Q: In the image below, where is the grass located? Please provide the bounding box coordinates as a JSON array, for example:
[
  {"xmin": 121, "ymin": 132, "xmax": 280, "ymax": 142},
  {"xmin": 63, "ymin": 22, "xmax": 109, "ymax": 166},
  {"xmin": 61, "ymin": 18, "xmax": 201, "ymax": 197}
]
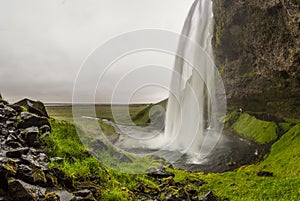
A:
[
  {"xmin": 45, "ymin": 106, "xmax": 300, "ymax": 200},
  {"xmin": 168, "ymin": 120, "xmax": 300, "ymax": 200},
  {"xmin": 232, "ymin": 113, "xmax": 278, "ymax": 144},
  {"xmin": 46, "ymin": 104, "xmax": 148, "ymax": 124}
]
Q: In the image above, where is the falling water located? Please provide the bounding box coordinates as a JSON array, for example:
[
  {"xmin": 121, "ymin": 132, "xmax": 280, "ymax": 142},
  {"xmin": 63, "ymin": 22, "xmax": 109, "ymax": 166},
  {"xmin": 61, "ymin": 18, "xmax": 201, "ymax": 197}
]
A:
[{"xmin": 164, "ymin": 0, "xmax": 225, "ymax": 163}]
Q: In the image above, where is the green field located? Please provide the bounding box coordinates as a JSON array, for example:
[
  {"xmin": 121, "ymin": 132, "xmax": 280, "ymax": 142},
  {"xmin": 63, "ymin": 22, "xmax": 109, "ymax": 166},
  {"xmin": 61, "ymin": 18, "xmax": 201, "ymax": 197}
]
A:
[{"xmin": 45, "ymin": 105, "xmax": 300, "ymax": 200}]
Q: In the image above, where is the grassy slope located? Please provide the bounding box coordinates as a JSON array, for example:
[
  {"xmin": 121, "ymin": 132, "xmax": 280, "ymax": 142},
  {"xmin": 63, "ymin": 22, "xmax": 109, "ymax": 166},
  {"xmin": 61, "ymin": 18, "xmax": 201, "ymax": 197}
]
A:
[
  {"xmin": 46, "ymin": 107, "xmax": 300, "ymax": 200},
  {"xmin": 232, "ymin": 113, "xmax": 278, "ymax": 144},
  {"xmin": 187, "ymin": 123, "xmax": 299, "ymax": 200}
]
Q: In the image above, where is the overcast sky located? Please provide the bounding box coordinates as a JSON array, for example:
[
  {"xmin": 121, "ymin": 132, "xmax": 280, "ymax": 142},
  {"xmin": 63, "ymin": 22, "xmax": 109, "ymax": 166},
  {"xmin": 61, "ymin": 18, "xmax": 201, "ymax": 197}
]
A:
[{"xmin": 0, "ymin": 0, "xmax": 194, "ymax": 103}]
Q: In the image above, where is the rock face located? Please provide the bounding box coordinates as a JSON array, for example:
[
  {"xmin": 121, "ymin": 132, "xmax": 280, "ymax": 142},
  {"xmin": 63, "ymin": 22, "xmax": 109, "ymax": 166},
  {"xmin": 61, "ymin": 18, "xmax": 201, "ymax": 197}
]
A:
[
  {"xmin": 212, "ymin": 0, "xmax": 300, "ymax": 117},
  {"xmin": 0, "ymin": 97, "xmax": 94, "ymax": 201}
]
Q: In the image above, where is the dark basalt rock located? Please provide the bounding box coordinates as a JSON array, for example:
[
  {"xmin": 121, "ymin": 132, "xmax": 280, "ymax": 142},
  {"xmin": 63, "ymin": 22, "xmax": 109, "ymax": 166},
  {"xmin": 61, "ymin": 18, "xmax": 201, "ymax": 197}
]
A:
[
  {"xmin": 7, "ymin": 179, "xmax": 37, "ymax": 201},
  {"xmin": 147, "ymin": 166, "xmax": 175, "ymax": 178},
  {"xmin": 0, "ymin": 167, "xmax": 8, "ymax": 195},
  {"xmin": 199, "ymin": 191, "xmax": 219, "ymax": 201},
  {"xmin": 13, "ymin": 98, "xmax": 49, "ymax": 118},
  {"xmin": 74, "ymin": 189, "xmax": 96, "ymax": 201},
  {"xmin": 16, "ymin": 164, "xmax": 34, "ymax": 184},
  {"xmin": 18, "ymin": 112, "xmax": 50, "ymax": 129},
  {"xmin": 21, "ymin": 127, "xmax": 40, "ymax": 147},
  {"xmin": 257, "ymin": 171, "xmax": 273, "ymax": 177},
  {"xmin": 44, "ymin": 192, "xmax": 60, "ymax": 201},
  {"xmin": 6, "ymin": 147, "xmax": 30, "ymax": 158}
]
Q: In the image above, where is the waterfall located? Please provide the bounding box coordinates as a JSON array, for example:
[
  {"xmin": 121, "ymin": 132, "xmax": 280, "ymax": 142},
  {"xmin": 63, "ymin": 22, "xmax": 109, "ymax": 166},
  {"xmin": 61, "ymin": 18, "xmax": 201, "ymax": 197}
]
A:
[{"xmin": 163, "ymin": 0, "xmax": 226, "ymax": 163}]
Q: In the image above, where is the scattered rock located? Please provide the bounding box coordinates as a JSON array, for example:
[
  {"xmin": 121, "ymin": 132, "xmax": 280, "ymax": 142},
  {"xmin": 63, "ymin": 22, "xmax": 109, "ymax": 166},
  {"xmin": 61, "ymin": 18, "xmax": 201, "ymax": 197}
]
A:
[
  {"xmin": 44, "ymin": 192, "xmax": 60, "ymax": 201},
  {"xmin": 147, "ymin": 166, "xmax": 175, "ymax": 178},
  {"xmin": 7, "ymin": 179, "xmax": 38, "ymax": 201},
  {"xmin": 21, "ymin": 127, "xmax": 40, "ymax": 147},
  {"xmin": 18, "ymin": 112, "xmax": 50, "ymax": 129},
  {"xmin": 40, "ymin": 125, "xmax": 51, "ymax": 134},
  {"xmin": 199, "ymin": 191, "xmax": 219, "ymax": 201},
  {"xmin": 257, "ymin": 171, "xmax": 273, "ymax": 177},
  {"xmin": 6, "ymin": 147, "xmax": 29, "ymax": 158},
  {"xmin": 74, "ymin": 189, "xmax": 96, "ymax": 201}
]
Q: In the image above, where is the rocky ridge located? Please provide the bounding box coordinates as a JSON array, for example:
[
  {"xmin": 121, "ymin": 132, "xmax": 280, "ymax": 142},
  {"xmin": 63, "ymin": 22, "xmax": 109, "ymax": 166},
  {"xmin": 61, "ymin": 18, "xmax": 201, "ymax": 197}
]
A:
[{"xmin": 0, "ymin": 97, "xmax": 96, "ymax": 201}]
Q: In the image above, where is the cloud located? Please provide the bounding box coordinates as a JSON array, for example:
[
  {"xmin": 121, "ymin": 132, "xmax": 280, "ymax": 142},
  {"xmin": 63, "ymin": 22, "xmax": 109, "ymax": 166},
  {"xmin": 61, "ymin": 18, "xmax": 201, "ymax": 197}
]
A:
[{"xmin": 0, "ymin": 0, "xmax": 193, "ymax": 103}]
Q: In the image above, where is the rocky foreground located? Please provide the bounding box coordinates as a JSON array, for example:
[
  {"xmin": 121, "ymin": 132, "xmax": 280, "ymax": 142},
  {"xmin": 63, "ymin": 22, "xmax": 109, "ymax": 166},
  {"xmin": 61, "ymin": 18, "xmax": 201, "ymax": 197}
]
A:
[
  {"xmin": 0, "ymin": 98, "xmax": 98, "ymax": 201},
  {"xmin": 0, "ymin": 97, "xmax": 221, "ymax": 201}
]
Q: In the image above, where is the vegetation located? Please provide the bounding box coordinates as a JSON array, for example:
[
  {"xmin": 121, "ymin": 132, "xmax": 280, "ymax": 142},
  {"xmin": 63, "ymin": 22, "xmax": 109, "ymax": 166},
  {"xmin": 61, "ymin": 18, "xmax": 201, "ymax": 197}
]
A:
[
  {"xmin": 45, "ymin": 106, "xmax": 300, "ymax": 200},
  {"xmin": 232, "ymin": 113, "xmax": 278, "ymax": 144}
]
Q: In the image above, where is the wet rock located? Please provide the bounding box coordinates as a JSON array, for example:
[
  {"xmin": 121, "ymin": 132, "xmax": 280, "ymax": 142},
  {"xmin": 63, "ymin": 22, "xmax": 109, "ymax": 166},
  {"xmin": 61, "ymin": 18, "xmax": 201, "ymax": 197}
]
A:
[
  {"xmin": 0, "ymin": 128, "xmax": 9, "ymax": 137},
  {"xmin": 0, "ymin": 167, "xmax": 8, "ymax": 195},
  {"xmin": 1, "ymin": 106, "xmax": 17, "ymax": 118},
  {"xmin": 21, "ymin": 127, "xmax": 40, "ymax": 147},
  {"xmin": 199, "ymin": 191, "xmax": 219, "ymax": 201},
  {"xmin": 40, "ymin": 125, "xmax": 51, "ymax": 134},
  {"xmin": 18, "ymin": 112, "xmax": 50, "ymax": 129},
  {"xmin": 7, "ymin": 179, "xmax": 37, "ymax": 201},
  {"xmin": 52, "ymin": 190, "xmax": 75, "ymax": 201},
  {"xmin": 51, "ymin": 157, "xmax": 64, "ymax": 163},
  {"xmin": 6, "ymin": 147, "xmax": 29, "ymax": 158},
  {"xmin": 16, "ymin": 164, "xmax": 34, "ymax": 183},
  {"xmin": 13, "ymin": 98, "xmax": 49, "ymax": 118},
  {"xmin": 6, "ymin": 140, "xmax": 23, "ymax": 148},
  {"xmin": 17, "ymin": 164, "xmax": 48, "ymax": 186},
  {"xmin": 44, "ymin": 192, "xmax": 60, "ymax": 201},
  {"xmin": 74, "ymin": 189, "xmax": 91, "ymax": 197},
  {"xmin": 51, "ymin": 168, "xmax": 75, "ymax": 190},
  {"xmin": 257, "ymin": 171, "xmax": 273, "ymax": 177},
  {"xmin": 74, "ymin": 189, "xmax": 96, "ymax": 201},
  {"xmin": 147, "ymin": 166, "xmax": 175, "ymax": 178}
]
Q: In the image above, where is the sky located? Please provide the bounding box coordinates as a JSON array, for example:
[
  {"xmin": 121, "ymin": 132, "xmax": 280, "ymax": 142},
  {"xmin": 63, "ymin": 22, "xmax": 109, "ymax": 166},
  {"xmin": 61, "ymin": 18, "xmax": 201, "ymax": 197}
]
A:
[{"xmin": 0, "ymin": 0, "xmax": 194, "ymax": 103}]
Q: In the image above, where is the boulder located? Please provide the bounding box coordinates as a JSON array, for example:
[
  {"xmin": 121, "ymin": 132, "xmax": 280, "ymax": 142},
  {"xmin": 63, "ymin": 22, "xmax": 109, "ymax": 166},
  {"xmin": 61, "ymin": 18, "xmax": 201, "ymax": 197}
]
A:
[
  {"xmin": 6, "ymin": 147, "xmax": 29, "ymax": 158},
  {"xmin": 73, "ymin": 189, "xmax": 96, "ymax": 201},
  {"xmin": 16, "ymin": 164, "xmax": 34, "ymax": 184},
  {"xmin": 0, "ymin": 167, "xmax": 8, "ymax": 196},
  {"xmin": 7, "ymin": 179, "xmax": 38, "ymax": 201},
  {"xmin": 40, "ymin": 125, "xmax": 51, "ymax": 134},
  {"xmin": 13, "ymin": 98, "xmax": 49, "ymax": 118},
  {"xmin": 21, "ymin": 127, "xmax": 40, "ymax": 147},
  {"xmin": 18, "ymin": 112, "xmax": 50, "ymax": 129}
]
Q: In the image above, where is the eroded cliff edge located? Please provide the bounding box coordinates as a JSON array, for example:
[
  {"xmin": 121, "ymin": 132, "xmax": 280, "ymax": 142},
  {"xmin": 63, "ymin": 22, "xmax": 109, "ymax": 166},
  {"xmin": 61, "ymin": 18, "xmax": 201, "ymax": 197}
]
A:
[{"xmin": 212, "ymin": 0, "xmax": 300, "ymax": 117}]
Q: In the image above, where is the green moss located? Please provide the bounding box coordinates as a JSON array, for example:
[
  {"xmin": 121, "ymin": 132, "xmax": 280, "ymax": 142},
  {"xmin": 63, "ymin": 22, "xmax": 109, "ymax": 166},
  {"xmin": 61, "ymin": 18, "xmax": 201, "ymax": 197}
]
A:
[
  {"xmin": 46, "ymin": 109, "xmax": 300, "ymax": 200},
  {"xmin": 232, "ymin": 113, "xmax": 277, "ymax": 144},
  {"xmin": 102, "ymin": 188, "xmax": 131, "ymax": 201},
  {"xmin": 244, "ymin": 124, "xmax": 300, "ymax": 177}
]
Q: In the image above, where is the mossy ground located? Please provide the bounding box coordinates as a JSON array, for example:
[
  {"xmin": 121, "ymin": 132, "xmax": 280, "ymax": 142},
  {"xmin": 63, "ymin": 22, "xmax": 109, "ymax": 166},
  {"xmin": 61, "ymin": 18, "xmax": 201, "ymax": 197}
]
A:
[
  {"xmin": 46, "ymin": 106, "xmax": 300, "ymax": 200},
  {"xmin": 231, "ymin": 113, "xmax": 278, "ymax": 144}
]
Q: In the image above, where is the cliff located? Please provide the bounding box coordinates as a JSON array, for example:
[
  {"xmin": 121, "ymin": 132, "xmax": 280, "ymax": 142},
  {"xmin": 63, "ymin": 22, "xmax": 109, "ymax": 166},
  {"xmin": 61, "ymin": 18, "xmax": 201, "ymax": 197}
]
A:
[{"xmin": 212, "ymin": 0, "xmax": 300, "ymax": 117}]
